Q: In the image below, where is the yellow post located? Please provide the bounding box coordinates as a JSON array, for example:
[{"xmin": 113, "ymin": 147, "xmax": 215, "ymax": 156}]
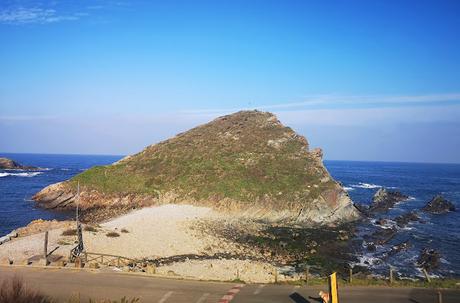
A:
[{"xmin": 328, "ymin": 272, "xmax": 339, "ymax": 303}]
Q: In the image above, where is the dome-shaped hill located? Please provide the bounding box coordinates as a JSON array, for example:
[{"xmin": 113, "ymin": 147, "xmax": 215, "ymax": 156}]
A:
[{"xmin": 33, "ymin": 110, "xmax": 359, "ymax": 225}]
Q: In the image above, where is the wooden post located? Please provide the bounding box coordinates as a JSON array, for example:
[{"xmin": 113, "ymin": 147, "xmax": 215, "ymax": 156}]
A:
[
  {"xmin": 305, "ymin": 266, "xmax": 309, "ymax": 285},
  {"xmin": 274, "ymin": 267, "xmax": 278, "ymax": 284},
  {"xmin": 43, "ymin": 231, "xmax": 49, "ymax": 266},
  {"xmin": 349, "ymin": 268, "xmax": 353, "ymax": 284},
  {"xmin": 437, "ymin": 290, "xmax": 443, "ymax": 303},
  {"xmin": 236, "ymin": 268, "xmax": 240, "ymax": 280},
  {"xmin": 389, "ymin": 267, "xmax": 394, "ymax": 284},
  {"xmin": 117, "ymin": 256, "xmax": 120, "ymax": 267},
  {"xmin": 422, "ymin": 268, "xmax": 431, "ymax": 283}
]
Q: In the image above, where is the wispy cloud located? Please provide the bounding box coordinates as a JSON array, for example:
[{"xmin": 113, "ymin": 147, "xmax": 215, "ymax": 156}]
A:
[
  {"xmin": 0, "ymin": 7, "xmax": 82, "ymax": 24},
  {"xmin": 0, "ymin": 115, "xmax": 57, "ymax": 121},
  {"xmin": 183, "ymin": 93, "xmax": 460, "ymax": 115}
]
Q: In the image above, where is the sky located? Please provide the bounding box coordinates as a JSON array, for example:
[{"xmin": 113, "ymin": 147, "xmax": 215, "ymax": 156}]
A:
[{"xmin": 0, "ymin": 0, "xmax": 459, "ymax": 163}]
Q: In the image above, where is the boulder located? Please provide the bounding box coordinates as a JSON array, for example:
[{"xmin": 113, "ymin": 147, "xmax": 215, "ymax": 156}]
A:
[
  {"xmin": 369, "ymin": 188, "xmax": 408, "ymax": 213},
  {"xmin": 422, "ymin": 195, "xmax": 455, "ymax": 214}
]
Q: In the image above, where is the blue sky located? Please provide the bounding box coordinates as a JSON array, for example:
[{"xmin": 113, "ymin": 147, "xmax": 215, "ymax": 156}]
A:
[{"xmin": 0, "ymin": 0, "xmax": 459, "ymax": 163}]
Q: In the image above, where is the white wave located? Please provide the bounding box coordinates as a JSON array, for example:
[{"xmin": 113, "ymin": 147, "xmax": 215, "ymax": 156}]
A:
[
  {"xmin": 0, "ymin": 172, "xmax": 43, "ymax": 177},
  {"xmin": 60, "ymin": 168, "xmax": 71, "ymax": 171},
  {"xmin": 353, "ymin": 254, "xmax": 381, "ymax": 267},
  {"xmin": 351, "ymin": 182, "xmax": 382, "ymax": 189},
  {"xmin": 343, "ymin": 186, "xmax": 354, "ymax": 191}
]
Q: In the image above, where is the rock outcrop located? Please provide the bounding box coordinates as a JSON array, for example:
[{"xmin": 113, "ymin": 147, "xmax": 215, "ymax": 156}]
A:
[
  {"xmin": 369, "ymin": 188, "xmax": 408, "ymax": 212},
  {"xmin": 417, "ymin": 248, "xmax": 441, "ymax": 272},
  {"xmin": 33, "ymin": 110, "xmax": 360, "ymax": 225},
  {"xmin": 422, "ymin": 195, "xmax": 455, "ymax": 214},
  {"xmin": 0, "ymin": 157, "xmax": 37, "ymax": 170}
]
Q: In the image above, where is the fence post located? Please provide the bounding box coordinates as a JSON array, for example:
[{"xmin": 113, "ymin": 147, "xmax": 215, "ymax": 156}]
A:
[
  {"xmin": 437, "ymin": 290, "xmax": 443, "ymax": 303},
  {"xmin": 349, "ymin": 267, "xmax": 353, "ymax": 284},
  {"xmin": 422, "ymin": 268, "xmax": 431, "ymax": 283},
  {"xmin": 305, "ymin": 266, "xmax": 309, "ymax": 285},
  {"xmin": 389, "ymin": 267, "xmax": 394, "ymax": 285},
  {"xmin": 43, "ymin": 231, "xmax": 49, "ymax": 266},
  {"xmin": 274, "ymin": 267, "xmax": 278, "ymax": 284}
]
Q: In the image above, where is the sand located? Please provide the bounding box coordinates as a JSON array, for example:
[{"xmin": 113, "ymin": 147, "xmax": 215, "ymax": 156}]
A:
[{"xmin": 0, "ymin": 204, "xmax": 287, "ymax": 283}]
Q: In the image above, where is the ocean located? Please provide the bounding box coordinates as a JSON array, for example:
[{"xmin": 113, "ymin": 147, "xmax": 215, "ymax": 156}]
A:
[{"xmin": 1, "ymin": 153, "xmax": 459, "ymax": 278}]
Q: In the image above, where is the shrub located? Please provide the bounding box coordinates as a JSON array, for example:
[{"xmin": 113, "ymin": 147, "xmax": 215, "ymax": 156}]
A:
[
  {"xmin": 120, "ymin": 228, "xmax": 129, "ymax": 233},
  {"xmin": 61, "ymin": 229, "xmax": 77, "ymax": 236},
  {"xmin": 0, "ymin": 276, "xmax": 52, "ymax": 303},
  {"xmin": 84, "ymin": 226, "xmax": 97, "ymax": 232},
  {"xmin": 106, "ymin": 232, "xmax": 120, "ymax": 238}
]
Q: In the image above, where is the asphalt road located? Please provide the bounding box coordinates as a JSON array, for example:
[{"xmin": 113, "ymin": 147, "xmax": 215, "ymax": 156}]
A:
[{"xmin": 1, "ymin": 266, "xmax": 459, "ymax": 303}]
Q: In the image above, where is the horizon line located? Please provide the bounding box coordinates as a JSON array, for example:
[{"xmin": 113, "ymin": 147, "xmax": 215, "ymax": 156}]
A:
[{"xmin": 1, "ymin": 151, "xmax": 459, "ymax": 166}]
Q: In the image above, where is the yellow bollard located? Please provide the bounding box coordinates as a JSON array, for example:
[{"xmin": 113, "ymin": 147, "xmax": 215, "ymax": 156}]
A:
[{"xmin": 328, "ymin": 272, "xmax": 339, "ymax": 303}]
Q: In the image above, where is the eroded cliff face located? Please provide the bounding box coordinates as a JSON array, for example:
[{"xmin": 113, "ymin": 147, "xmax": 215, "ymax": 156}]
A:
[{"xmin": 33, "ymin": 110, "xmax": 360, "ymax": 225}]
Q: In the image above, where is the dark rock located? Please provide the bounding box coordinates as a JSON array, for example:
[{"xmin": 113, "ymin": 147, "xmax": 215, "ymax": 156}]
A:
[
  {"xmin": 417, "ymin": 248, "xmax": 441, "ymax": 272},
  {"xmin": 369, "ymin": 188, "xmax": 409, "ymax": 213},
  {"xmin": 394, "ymin": 211, "xmax": 420, "ymax": 227},
  {"xmin": 422, "ymin": 195, "xmax": 455, "ymax": 214},
  {"xmin": 0, "ymin": 157, "xmax": 38, "ymax": 170},
  {"xmin": 366, "ymin": 242, "xmax": 377, "ymax": 252},
  {"xmin": 354, "ymin": 203, "xmax": 370, "ymax": 216},
  {"xmin": 375, "ymin": 218, "xmax": 387, "ymax": 226},
  {"xmin": 388, "ymin": 240, "xmax": 411, "ymax": 256},
  {"xmin": 365, "ymin": 227, "xmax": 397, "ymax": 245}
]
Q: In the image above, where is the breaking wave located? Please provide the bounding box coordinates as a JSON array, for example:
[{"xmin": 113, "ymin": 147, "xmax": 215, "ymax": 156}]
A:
[
  {"xmin": 0, "ymin": 172, "xmax": 43, "ymax": 178},
  {"xmin": 351, "ymin": 182, "xmax": 382, "ymax": 189},
  {"xmin": 343, "ymin": 186, "xmax": 354, "ymax": 191}
]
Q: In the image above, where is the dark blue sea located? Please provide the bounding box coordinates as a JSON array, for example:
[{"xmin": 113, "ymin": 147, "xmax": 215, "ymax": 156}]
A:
[{"xmin": 1, "ymin": 154, "xmax": 459, "ymax": 278}]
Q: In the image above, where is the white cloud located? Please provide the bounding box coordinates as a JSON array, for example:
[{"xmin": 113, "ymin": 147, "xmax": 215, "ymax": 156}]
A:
[{"xmin": 183, "ymin": 93, "xmax": 460, "ymax": 115}]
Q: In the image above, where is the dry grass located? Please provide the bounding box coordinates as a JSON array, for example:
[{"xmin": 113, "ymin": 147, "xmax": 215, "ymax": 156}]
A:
[
  {"xmin": 0, "ymin": 276, "xmax": 52, "ymax": 303},
  {"xmin": 106, "ymin": 232, "xmax": 120, "ymax": 238},
  {"xmin": 61, "ymin": 229, "xmax": 77, "ymax": 236}
]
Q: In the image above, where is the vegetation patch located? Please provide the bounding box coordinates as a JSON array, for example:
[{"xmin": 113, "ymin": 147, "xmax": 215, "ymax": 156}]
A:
[
  {"xmin": 83, "ymin": 225, "xmax": 98, "ymax": 232},
  {"xmin": 61, "ymin": 229, "xmax": 77, "ymax": 236},
  {"xmin": 106, "ymin": 231, "xmax": 120, "ymax": 238}
]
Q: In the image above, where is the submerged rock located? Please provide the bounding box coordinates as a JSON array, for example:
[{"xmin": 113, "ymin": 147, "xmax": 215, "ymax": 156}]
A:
[
  {"xmin": 417, "ymin": 248, "xmax": 441, "ymax": 272},
  {"xmin": 369, "ymin": 188, "xmax": 409, "ymax": 213},
  {"xmin": 365, "ymin": 227, "xmax": 397, "ymax": 245},
  {"xmin": 394, "ymin": 211, "xmax": 420, "ymax": 227},
  {"xmin": 0, "ymin": 157, "xmax": 37, "ymax": 170},
  {"xmin": 422, "ymin": 195, "xmax": 455, "ymax": 214},
  {"xmin": 388, "ymin": 240, "xmax": 411, "ymax": 256}
]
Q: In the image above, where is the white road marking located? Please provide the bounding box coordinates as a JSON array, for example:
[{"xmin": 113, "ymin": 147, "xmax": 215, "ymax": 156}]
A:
[
  {"xmin": 195, "ymin": 292, "xmax": 210, "ymax": 303},
  {"xmin": 253, "ymin": 284, "xmax": 266, "ymax": 295},
  {"xmin": 158, "ymin": 291, "xmax": 174, "ymax": 303}
]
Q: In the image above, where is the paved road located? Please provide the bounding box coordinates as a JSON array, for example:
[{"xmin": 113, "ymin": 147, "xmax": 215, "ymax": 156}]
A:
[{"xmin": 1, "ymin": 266, "xmax": 459, "ymax": 303}]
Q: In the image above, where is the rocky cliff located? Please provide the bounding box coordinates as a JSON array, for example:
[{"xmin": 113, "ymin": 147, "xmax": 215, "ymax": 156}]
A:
[{"xmin": 33, "ymin": 110, "xmax": 359, "ymax": 225}]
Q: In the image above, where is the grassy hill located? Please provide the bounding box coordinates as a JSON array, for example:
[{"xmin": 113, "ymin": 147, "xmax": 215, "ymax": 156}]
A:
[{"xmin": 34, "ymin": 110, "xmax": 359, "ymax": 224}]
